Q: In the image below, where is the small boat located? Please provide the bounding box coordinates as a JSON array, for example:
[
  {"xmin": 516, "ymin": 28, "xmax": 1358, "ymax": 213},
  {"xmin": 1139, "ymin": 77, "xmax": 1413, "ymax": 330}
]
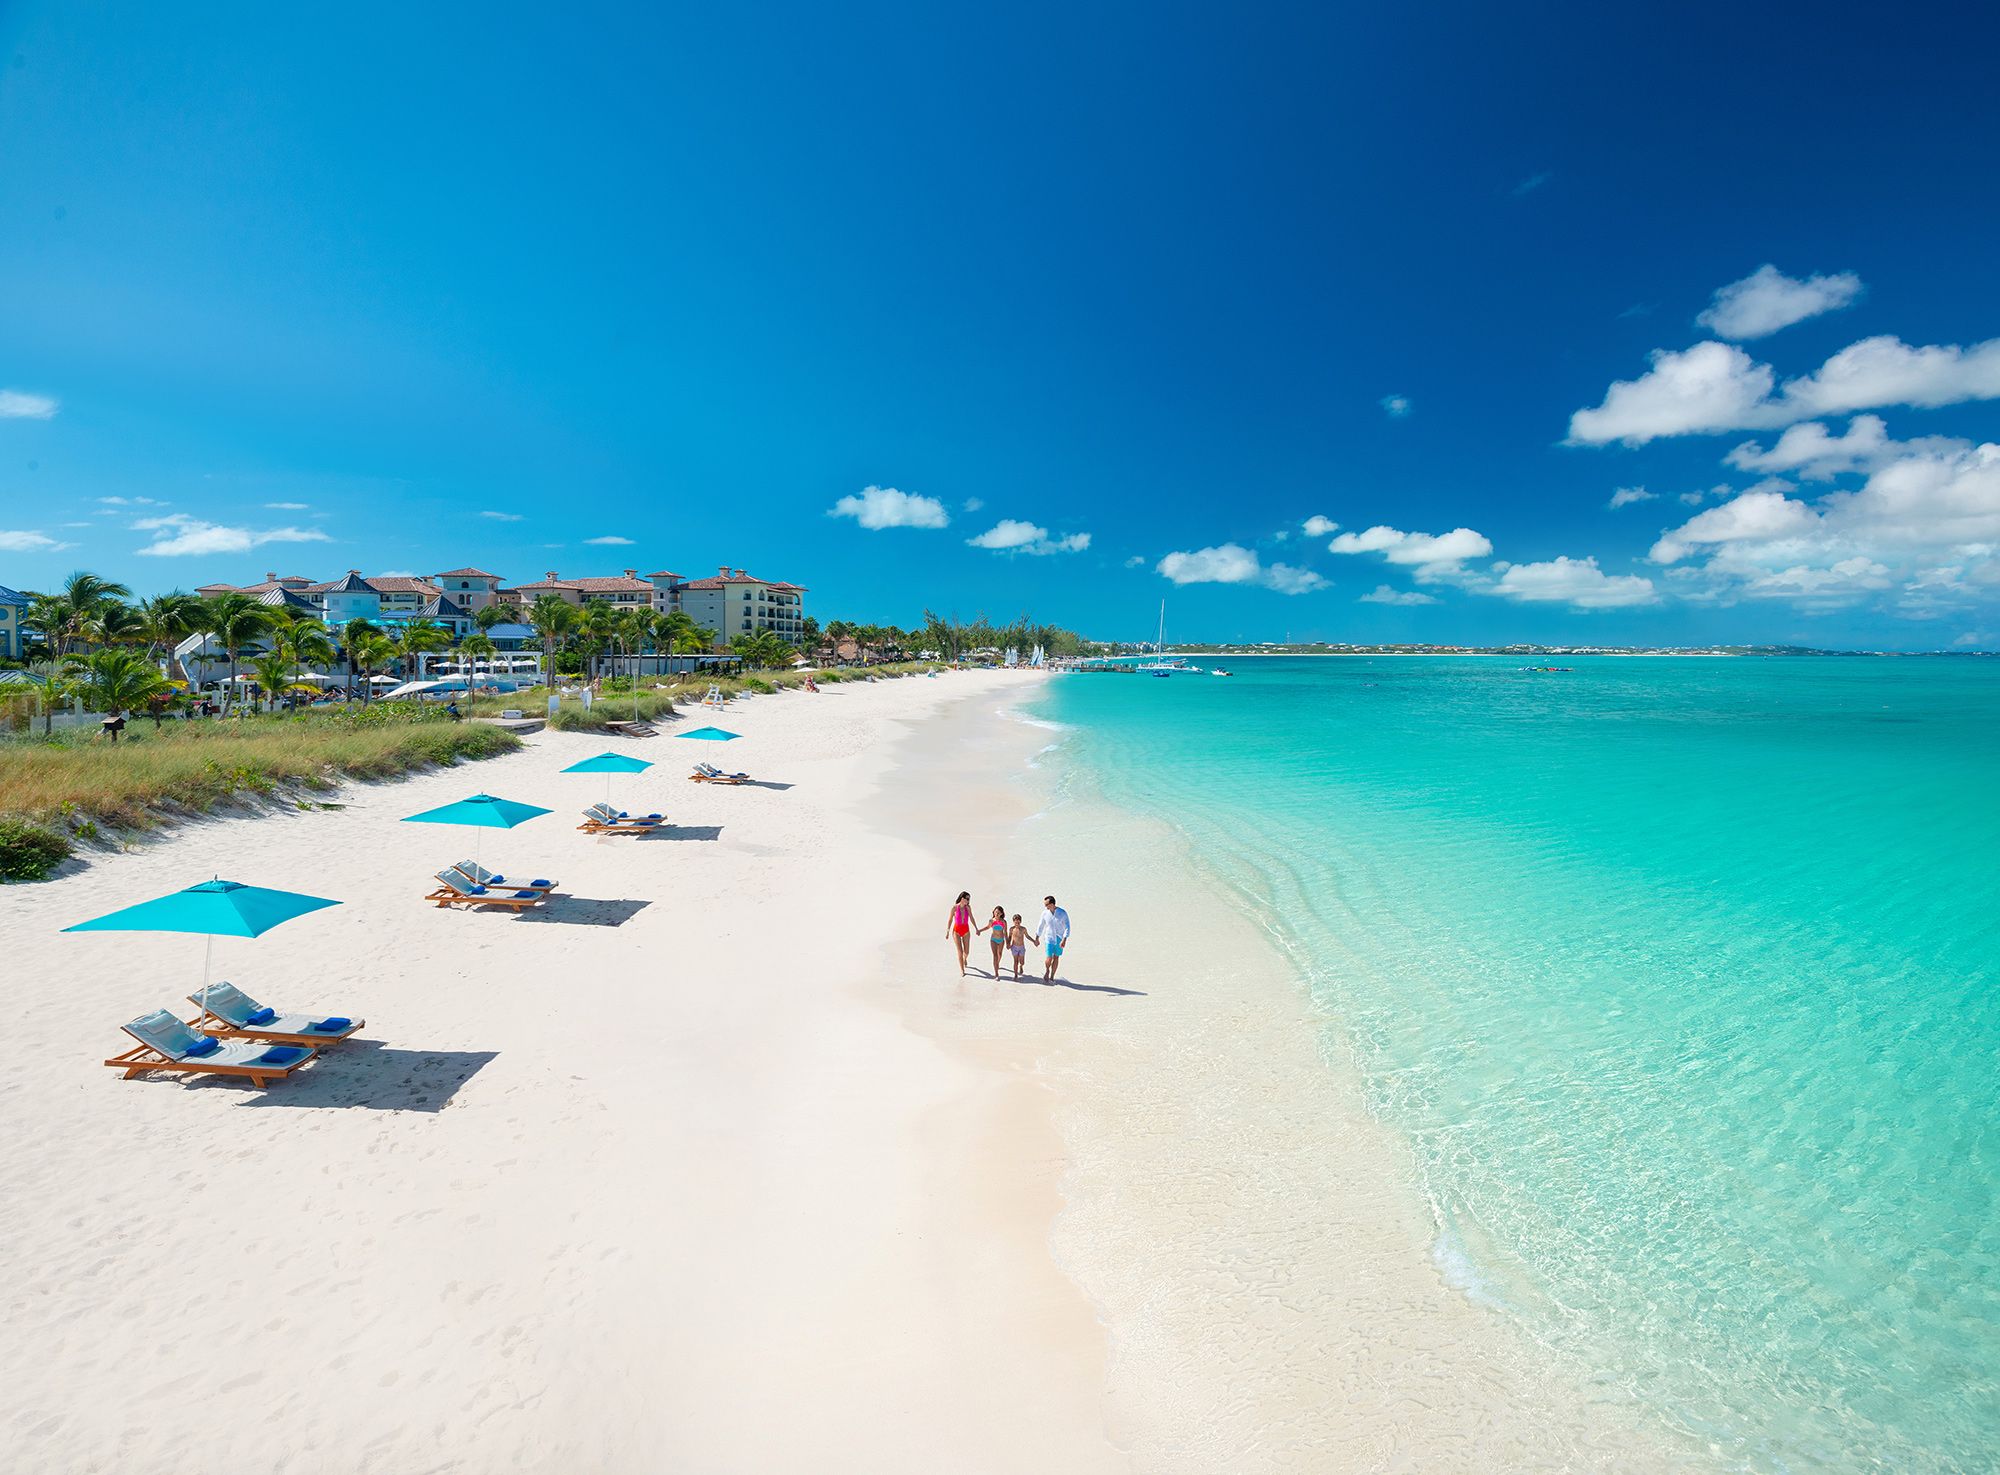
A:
[
  {"xmin": 1210, "ymin": 668, "xmax": 1232, "ymax": 677},
  {"xmin": 1135, "ymin": 601, "xmax": 1199, "ymax": 677}
]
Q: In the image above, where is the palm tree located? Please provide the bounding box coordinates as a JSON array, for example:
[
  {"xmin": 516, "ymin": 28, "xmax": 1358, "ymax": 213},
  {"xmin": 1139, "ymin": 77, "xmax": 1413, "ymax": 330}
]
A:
[
  {"xmin": 578, "ymin": 602, "xmax": 618, "ymax": 683},
  {"xmin": 389, "ymin": 618, "xmax": 451, "ymax": 682},
  {"xmin": 193, "ymin": 593, "xmax": 276, "ymax": 709},
  {"xmin": 249, "ymin": 653, "xmax": 296, "ymax": 713},
  {"xmin": 135, "ymin": 592, "xmax": 203, "ymax": 682},
  {"xmin": 730, "ymin": 629, "xmax": 796, "ymax": 670},
  {"xmin": 82, "ymin": 601, "xmax": 146, "ymax": 649},
  {"xmin": 527, "ymin": 595, "xmax": 577, "ymax": 684},
  {"xmin": 341, "ymin": 617, "xmax": 380, "ymax": 696},
  {"xmin": 25, "ymin": 592, "xmax": 78, "ymax": 662},
  {"xmin": 62, "ymin": 648, "xmax": 166, "ymax": 740},
  {"xmin": 274, "ymin": 622, "xmax": 336, "ymax": 703},
  {"xmin": 350, "ymin": 633, "xmax": 397, "ymax": 704},
  {"xmin": 473, "ymin": 602, "xmax": 509, "ymax": 633}
]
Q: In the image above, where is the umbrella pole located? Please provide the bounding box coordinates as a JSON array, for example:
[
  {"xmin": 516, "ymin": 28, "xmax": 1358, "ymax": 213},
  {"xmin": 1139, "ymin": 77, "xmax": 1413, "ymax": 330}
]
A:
[{"xmin": 203, "ymin": 933, "xmax": 213, "ymax": 991}]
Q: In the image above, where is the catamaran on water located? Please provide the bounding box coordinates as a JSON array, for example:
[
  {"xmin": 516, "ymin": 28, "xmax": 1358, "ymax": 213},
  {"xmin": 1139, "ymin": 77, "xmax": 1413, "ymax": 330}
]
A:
[{"xmin": 1136, "ymin": 601, "xmax": 1199, "ymax": 676}]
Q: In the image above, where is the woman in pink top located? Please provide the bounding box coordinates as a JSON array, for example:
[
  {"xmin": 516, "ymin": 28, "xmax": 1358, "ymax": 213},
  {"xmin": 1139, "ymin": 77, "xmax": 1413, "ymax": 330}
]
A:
[{"xmin": 945, "ymin": 891, "xmax": 975, "ymax": 976}]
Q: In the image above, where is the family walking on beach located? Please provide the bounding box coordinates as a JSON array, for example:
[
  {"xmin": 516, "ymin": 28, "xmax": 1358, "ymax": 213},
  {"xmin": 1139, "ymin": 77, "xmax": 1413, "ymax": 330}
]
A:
[{"xmin": 947, "ymin": 893, "xmax": 1071, "ymax": 982}]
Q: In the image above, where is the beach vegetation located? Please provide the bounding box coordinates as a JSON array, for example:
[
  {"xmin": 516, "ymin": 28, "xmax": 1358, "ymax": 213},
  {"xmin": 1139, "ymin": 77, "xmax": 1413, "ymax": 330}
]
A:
[
  {"xmin": 0, "ymin": 817, "xmax": 72, "ymax": 883},
  {"xmin": 0, "ymin": 704, "xmax": 519, "ymax": 834}
]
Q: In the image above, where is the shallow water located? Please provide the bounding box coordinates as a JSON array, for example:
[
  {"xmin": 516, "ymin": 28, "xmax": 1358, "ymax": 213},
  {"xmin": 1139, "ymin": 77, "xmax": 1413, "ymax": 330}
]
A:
[{"xmin": 1040, "ymin": 656, "xmax": 2000, "ymax": 1472}]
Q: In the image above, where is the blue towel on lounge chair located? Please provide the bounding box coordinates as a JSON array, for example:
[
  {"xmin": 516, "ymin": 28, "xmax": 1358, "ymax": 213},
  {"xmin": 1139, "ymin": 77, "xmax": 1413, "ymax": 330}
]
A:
[
  {"xmin": 245, "ymin": 1006, "xmax": 277, "ymax": 1026},
  {"xmin": 256, "ymin": 1045, "xmax": 306, "ymax": 1066},
  {"xmin": 532, "ymin": 878, "xmax": 551, "ymax": 887},
  {"xmin": 511, "ymin": 890, "xmax": 539, "ymax": 901},
  {"xmin": 184, "ymin": 1035, "xmax": 221, "ymax": 1059},
  {"xmin": 310, "ymin": 1017, "xmax": 353, "ymax": 1032}
]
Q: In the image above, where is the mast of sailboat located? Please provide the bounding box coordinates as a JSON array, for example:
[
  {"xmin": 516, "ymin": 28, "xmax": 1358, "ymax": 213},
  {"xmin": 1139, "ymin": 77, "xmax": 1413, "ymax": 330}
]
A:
[{"xmin": 1157, "ymin": 599, "xmax": 1166, "ymax": 656}]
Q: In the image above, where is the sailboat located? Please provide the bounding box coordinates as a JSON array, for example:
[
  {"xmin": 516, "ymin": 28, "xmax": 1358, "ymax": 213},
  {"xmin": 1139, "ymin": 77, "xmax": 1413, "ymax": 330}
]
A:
[{"xmin": 1135, "ymin": 601, "xmax": 1197, "ymax": 676}]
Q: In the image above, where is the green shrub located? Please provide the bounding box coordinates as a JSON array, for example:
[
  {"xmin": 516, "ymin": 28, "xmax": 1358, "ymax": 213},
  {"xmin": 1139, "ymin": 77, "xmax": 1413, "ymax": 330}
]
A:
[{"xmin": 0, "ymin": 817, "xmax": 72, "ymax": 883}]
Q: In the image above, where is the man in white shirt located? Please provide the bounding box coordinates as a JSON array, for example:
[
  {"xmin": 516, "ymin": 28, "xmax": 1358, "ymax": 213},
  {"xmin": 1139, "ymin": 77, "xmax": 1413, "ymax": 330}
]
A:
[{"xmin": 1034, "ymin": 895, "xmax": 1072, "ymax": 982}]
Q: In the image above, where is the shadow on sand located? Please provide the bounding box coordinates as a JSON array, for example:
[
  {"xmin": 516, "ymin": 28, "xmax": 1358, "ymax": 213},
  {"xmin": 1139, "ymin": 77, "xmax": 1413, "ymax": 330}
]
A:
[
  {"xmin": 650, "ymin": 824, "xmax": 723, "ymax": 842},
  {"xmin": 513, "ymin": 896, "xmax": 652, "ymax": 927},
  {"xmin": 975, "ymin": 969, "xmax": 1146, "ymax": 997},
  {"xmin": 239, "ymin": 1041, "xmax": 498, "ymax": 1112}
]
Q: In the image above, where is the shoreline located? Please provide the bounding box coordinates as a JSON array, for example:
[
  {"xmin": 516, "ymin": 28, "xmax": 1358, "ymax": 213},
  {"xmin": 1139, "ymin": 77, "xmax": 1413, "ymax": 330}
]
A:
[{"xmin": 868, "ymin": 679, "xmax": 1708, "ymax": 1470}]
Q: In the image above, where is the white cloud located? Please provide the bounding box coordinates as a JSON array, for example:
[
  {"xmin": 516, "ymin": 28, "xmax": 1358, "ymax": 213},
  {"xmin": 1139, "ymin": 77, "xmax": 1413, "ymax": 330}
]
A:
[
  {"xmin": 1649, "ymin": 489, "xmax": 1820, "ymax": 564},
  {"xmin": 1326, "ymin": 524, "xmax": 1492, "ymax": 581},
  {"xmin": 1697, "ymin": 265, "xmax": 1862, "ymax": 340},
  {"xmin": 1303, "ymin": 515, "xmax": 1338, "ymax": 536},
  {"xmin": 1568, "ymin": 342, "xmax": 1781, "ymax": 446},
  {"xmin": 1570, "ymin": 335, "xmax": 2000, "ymax": 446},
  {"xmin": 1953, "ymin": 631, "xmax": 1988, "ymax": 647},
  {"xmin": 133, "ymin": 514, "xmax": 332, "ymax": 558},
  {"xmin": 963, "ymin": 497, "xmax": 985, "ymax": 513},
  {"xmin": 479, "ymin": 510, "xmax": 523, "ymax": 521},
  {"xmin": 1781, "ymin": 335, "xmax": 2000, "ymax": 418},
  {"xmin": 96, "ymin": 495, "xmax": 164, "ymax": 507},
  {"xmin": 0, "ymin": 529, "xmax": 72, "ymax": 551},
  {"xmin": 1492, "ymin": 556, "xmax": 1657, "ymax": 608},
  {"xmin": 0, "ymin": 389, "xmax": 58, "ymax": 419},
  {"xmin": 1123, "ymin": 555, "xmax": 1146, "ymax": 568},
  {"xmin": 1359, "ymin": 585, "xmax": 1437, "ymax": 606},
  {"xmin": 1512, "ymin": 171, "xmax": 1552, "ymax": 197},
  {"xmin": 1645, "ymin": 440, "xmax": 2000, "ymax": 611},
  {"xmin": 264, "ymin": 501, "xmax": 310, "ymax": 511},
  {"xmin": 375, "ymin": 569, "xmax": 418, "ymax": 578},
  {"xmin": 829, "ymin": 485, "xmax": 949, "ymax": 530},
  {"xmin": 1380, "ymin": 394, "xmax": 1412, "ymax": 418},
  {"xmin": 1156, "ymin": 543, "xmax": 1326, "ymax": 594},
  {"xmin": 1608, "ymin": 486, "xmax": 1656, "ymax": 509},
  {"xmin": 965, "ymin": 519, "xmax": 1090, "ymax": 555},
  {"xmin": 583, "ymin": 535, "xmax": 635, "ymax": 546}
]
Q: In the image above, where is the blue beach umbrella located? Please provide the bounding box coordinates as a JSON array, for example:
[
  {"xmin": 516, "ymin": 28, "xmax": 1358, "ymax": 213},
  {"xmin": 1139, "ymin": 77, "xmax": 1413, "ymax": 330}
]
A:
[
  {"xmin": 63, "ymin": 879, "xmax": 341, "ymax": 989},
  {"xmin": 402, "ymin": 792, "xmax": 551, "ymax": 872},
  {"xmin": 561, "ymin": 752, "xmax": 654, "ymax": 809},
  {"xmin": 678, "ymin": 726, "xmax": 740, "ymax": 741}
]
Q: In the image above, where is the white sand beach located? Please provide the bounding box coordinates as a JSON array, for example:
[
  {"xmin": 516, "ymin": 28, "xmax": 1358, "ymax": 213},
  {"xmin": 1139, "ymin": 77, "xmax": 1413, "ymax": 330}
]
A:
[{"xmin": 2, "ymin": 672, "xmax": 1691, "ymax": 1473}]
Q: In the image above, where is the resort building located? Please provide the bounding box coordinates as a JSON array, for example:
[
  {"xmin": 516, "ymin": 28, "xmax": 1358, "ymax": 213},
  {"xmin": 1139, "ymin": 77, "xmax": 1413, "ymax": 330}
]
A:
[
  {"xmin": 432, "ymin": 568, "xmax": 504, "ymax": 610},
  {"xmin": 0, "ymin": 584, "xmax": 27, "ymax": 660},
  {"xmin": 672, "ymin": 567, "xmax": 808, "ymax": 644},
  {"xmin": 184, "ymin": 557, "xmax": 807, "ymax": 652}
]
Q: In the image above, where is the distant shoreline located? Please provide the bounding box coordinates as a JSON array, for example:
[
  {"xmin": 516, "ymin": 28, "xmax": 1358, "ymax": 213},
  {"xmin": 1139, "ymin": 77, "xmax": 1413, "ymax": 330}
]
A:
[{"xmin": 1089, "ymin": 647, "xmax": 1995, "ymax": 659}]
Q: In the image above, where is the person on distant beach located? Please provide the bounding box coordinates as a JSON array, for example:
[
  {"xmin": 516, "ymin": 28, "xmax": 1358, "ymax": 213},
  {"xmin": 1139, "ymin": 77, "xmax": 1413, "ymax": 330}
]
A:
[
  {"xmin": 1005, "ymin": 913, "xmax": 1028, "ymax": 980},
  {"xmin": 946, "ymin": 891, "xmax": 975, "ymax": 976},
  {"xmin": 978, "ymin": 905, "xmax": 1007, "ymax": 976},
  {"xmin": 1032, "ymin": 895, "xmax": 1072, "ymax": 981}
]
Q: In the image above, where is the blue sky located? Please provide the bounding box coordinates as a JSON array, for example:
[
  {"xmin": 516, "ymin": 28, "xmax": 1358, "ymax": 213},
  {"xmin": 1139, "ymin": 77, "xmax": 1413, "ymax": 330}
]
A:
[{"xmin": 2, "ymin": 2, "xmax": 1996, "ymax": 648}]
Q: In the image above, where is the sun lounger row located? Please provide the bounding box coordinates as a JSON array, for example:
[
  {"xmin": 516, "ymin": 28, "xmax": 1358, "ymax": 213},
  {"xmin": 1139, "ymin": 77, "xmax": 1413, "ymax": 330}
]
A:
[
  {"xmin": 689, "ymin": 762, "xmax": 750, "ymax": 784},
  {"xmin": 105, "ymin": 984, "xmax": 364, "ymax": 1088},
  {"xmin": 578, "ymin": 802, "xmax": 664, "ymax": 834}
]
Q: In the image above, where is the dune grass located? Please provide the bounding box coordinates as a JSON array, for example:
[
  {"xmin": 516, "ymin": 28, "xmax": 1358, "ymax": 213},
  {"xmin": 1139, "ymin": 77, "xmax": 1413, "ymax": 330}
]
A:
[{"xmin": 0, "ymin": 704, "xmax": 520, "ymax": 835}]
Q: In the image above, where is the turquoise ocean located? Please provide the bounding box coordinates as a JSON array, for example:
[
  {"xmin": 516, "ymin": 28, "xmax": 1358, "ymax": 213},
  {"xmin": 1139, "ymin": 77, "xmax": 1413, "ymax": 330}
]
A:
[{"xmin": 1037, "ymin": 657, "xmax": 1998, "ymax": 1471}]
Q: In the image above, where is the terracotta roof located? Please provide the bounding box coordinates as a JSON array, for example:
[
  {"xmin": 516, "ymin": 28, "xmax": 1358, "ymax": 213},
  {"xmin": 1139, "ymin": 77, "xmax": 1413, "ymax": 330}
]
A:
[
  {"xmin": 195, "ymin": 583, "xmax": 239, "ymax": 594},
  {"xmin": 366, "ymin": 576, "xmax": 441, "ymax": 596},
  {"xmin": 643, "ymin": 570, "xmax": 682, "ymax": 580},
  {"xmin": 677, "ymin": 572, "xmax": 802, "ymax": 591},
  {"xmin": 433, "ymin": 567, "xmax": 502, "ymax": 580},
  {"xmin": 566, "ymin": 575, "xmax": 655, "ymax": 594},
  {"xmin": 766, "ymin": 581, "xmax": 808, "ymax": 592},
  {"xmin": 502, "ymin": 578, "xmax": 579, "ymax": 594}
]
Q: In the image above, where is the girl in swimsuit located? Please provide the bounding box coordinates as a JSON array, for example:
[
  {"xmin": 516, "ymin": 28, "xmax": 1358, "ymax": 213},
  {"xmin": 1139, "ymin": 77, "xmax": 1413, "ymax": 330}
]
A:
[
  {"xmin": 979, "ymin": 905, "xmax": 1007, "ymax": 977},
  {"xmin": 946, "ymin": 891, "xmax": 974, "ymax": 976},
  {"xmin": 1005, "ymin": 914, "xmax": 1028, "ymax": 980}
]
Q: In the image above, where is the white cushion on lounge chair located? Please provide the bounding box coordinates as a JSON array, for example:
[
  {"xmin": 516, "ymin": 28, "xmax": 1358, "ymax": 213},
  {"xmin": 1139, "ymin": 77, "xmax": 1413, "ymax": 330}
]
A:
[
  {"xmin": 192, "ymin": 981, "xmax": 260, "ymax": 1026},
  {"xmin": 125, "ymin": 1009, "xmax": 206, "ymax": 1060},
  {"xmin": 123, "ymin": 1013, "xmax": 301, "ymax": 1068}
]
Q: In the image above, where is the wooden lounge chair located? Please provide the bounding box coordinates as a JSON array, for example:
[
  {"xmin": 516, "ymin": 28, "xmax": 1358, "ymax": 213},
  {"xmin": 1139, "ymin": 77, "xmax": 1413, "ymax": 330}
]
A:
[
  {"xmin": 451, "ymin": 861, "xmax": 558, "ymax": 894},
  {"xmin": 688, "ymin": 762, "xmax": 750, "ymax": 785},
  {"xmin": 425, "ymin": 869, "xmax": 549, "ymax": 910},
  {"xmin": 105, "ymin": 1009, "xmax": 317, "ymax": 1087},
  {"xmin": 577, "ymin": 802, "xmax": 664, "ymax": 835},
  {"xmin": 188, "ymin": 981, "xmax": 364, "ymax": 1046}
]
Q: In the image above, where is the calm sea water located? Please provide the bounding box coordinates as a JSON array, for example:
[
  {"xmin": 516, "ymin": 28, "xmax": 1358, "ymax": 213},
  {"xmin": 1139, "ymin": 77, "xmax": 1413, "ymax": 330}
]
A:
[{"xmin": 1039, "ymin": 656, "xmax": 1999, "ymax": 1471}]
